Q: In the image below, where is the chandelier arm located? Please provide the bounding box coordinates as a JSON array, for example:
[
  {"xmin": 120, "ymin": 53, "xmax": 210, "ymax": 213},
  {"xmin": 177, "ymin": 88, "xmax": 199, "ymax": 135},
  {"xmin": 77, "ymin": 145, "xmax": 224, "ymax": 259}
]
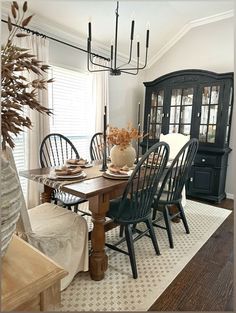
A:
[
  {"xmin": 137, "ymin": 48, "xmax": 148, "ymax": 69},
  {"xmin": 90, "ymin": 57, "xmax": 111, "ymax": 69},
  {"xmin": 88, "ymin": 68, "xmax": 111, "ymax": 73},
  {"xmin": 117, "ymin": 40, "xmax": 133, "ymax": 69},
  {"xmin": 120, "ymin": 69, "xmax": 139, "ymax": 75},
  {"xmin": 120, "ymin": 56, "xmax": 140, "ymax": 75},
  {"xmin": 119, "ymin": 48, "xmax": 148, "ymax": 71},
  {"xmin": 89, "ymin": 52, "xmax": 111, "ymax": 70}
]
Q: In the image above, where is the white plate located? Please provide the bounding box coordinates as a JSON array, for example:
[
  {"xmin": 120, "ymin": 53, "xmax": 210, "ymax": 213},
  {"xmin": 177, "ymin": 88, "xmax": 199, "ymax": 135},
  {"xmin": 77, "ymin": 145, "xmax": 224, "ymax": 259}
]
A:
[
  {"xmin": 105, "ymin": 170, "xmax": 133, "ymax": 178},
  {"xmin": 67, "ymin": 163, "xmax": 93, "ymax": 168},
  {"xmin": 48, "ymin": 171, "xmax": 87, "ymax": 180}
]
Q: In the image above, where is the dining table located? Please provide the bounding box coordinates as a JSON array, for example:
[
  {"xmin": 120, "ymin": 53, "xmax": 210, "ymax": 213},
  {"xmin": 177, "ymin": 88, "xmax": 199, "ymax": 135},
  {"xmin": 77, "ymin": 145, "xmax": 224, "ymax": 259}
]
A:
[
  {"xmin": 20, "ymin": 163, "xmax": 131, "ymax": 281},
  {"xmin": 19, "ymin": 160, "xmax": 187, "ymax": 281}
]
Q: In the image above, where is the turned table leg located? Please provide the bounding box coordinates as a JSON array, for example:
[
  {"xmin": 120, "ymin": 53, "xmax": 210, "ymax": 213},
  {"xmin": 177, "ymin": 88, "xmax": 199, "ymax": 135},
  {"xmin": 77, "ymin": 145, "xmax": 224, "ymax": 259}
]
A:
[
  {"xmin": 40, "ymin": 185, "xmax": 54, "ymax": 204},
  {"xmin": 89, "ymin": 193, "xmax": 110, "ymax": 281}
]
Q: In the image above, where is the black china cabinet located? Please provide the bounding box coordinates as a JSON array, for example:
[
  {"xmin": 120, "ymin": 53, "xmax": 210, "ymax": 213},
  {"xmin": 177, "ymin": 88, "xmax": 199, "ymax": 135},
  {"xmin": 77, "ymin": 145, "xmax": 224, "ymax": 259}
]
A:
[{"xmin": 141, "ymin": 69, "xmax": 234, "ymax": 202}]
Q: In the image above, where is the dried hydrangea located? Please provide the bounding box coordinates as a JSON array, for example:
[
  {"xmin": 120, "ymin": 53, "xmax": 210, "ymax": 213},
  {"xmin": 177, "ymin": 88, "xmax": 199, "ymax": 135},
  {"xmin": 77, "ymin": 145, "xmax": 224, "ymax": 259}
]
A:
[{"xmin": 107, "ymin": 123, "xmax": 143, "ymax": 151}]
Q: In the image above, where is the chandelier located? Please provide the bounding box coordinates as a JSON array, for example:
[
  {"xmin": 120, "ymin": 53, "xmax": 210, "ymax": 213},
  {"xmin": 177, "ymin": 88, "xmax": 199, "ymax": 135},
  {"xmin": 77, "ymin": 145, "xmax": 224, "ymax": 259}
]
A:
[{"xmin": 87, "ymin": 1, "xmax": 149, "ymax": 76}]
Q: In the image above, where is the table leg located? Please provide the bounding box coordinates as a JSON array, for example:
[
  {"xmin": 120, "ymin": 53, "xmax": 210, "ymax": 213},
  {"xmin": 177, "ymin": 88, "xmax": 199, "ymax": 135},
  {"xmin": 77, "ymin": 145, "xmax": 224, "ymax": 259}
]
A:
[
  {"xmin": 89, "ymin": 193, "xmax": 110, "ymax": 281},
  {"xmin": 40, "ymin": 185, "xmax": 53, "ymax": 204}
]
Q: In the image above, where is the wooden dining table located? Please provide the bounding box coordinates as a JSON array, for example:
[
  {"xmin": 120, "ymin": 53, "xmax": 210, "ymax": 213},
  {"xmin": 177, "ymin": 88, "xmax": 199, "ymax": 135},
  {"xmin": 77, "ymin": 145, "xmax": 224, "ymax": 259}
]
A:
[{"xmin": 20, "ymin": 163, "xmax": 130, "ymax": 281}]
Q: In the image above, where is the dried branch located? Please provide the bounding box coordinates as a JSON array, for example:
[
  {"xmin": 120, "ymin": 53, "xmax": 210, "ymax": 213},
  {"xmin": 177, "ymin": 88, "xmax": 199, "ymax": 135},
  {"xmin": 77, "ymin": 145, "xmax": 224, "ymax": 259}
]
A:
[{"xmin": 1, "ymin": 1, "xmax": 53, "ymax": 149}]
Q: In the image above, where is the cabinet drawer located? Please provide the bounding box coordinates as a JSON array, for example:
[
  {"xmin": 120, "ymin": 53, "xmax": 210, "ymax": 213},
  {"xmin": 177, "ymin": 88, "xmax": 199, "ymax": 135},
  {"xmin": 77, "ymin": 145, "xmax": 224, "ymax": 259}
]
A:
[{"xmin": 194, "ymin": 154, "xmax": 217, "ymax": 167}]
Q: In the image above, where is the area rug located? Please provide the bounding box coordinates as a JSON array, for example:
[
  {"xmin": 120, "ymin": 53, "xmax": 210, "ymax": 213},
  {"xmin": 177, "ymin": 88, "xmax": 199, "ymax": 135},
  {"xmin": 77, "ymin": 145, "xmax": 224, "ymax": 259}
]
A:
[{"xmin": 59, "ymin": 200, "xmax": 231, "ymax": 311}]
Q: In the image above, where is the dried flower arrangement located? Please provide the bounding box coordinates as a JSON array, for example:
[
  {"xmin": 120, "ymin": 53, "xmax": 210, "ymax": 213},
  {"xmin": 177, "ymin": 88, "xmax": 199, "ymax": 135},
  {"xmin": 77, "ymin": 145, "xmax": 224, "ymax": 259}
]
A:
[
  {"xmin": 107, "ymin": 123, "xmax": 143, "ymax": 151},
  {"xmin": 1, "ymin": 1, "xmax": 52, "ymax": 149}
]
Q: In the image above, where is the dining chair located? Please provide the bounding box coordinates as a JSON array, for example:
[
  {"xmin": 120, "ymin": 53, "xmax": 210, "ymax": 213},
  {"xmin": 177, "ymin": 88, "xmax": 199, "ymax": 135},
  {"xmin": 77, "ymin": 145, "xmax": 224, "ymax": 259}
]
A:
[
  {"xmin": 90, "ymin": 132, "xmax": 103, "ymax": 161},
  {"xmin": 2, "ymin": 146, "xmax": 89, "ymax": 290},
  {"xmin": 105, "ymin": 141, "xmax": 169, "ymax": 279},
  {"xmin": 152, "ymin": 138, "xmax": 199, "ymax": 248},
  {"xmin": 159, "ymin": 133, "xmax": 190, "ymax": 160},
  {"xmin": 39, "ymin": 133, "xmax": 89, "ymax": 215},
  {"xmin": 90, "ymin": 132, "xmax": 112, "ymax": 162},
  {"xmin": 160, "ymin": 133, "xmax": 190, "ymax": 207}
]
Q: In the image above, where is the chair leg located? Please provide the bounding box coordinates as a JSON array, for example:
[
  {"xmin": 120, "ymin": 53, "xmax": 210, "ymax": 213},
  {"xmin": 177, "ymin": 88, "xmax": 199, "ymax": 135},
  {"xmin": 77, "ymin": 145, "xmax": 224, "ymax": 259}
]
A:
[
  {"xmin": 119, "ymin": 225, "xmax": 124, "ymax": 237},
  {"xmin": 145, "ymin": 218, "xmax": 160, "ymax": 255},
  {"xmin": 152, "ymin": 204, "xmax": 157, "ymax": 220},
  {"xmin": 163, "ymin": 205, "xmax": 174, "ymax": 249},
  {"xmin": 177, "ymin": 201, "xmax": 190, "ymax": 234},
  {"xmin": 125, "ymin": 225, "xmax": 138, "ymax": 279},
  {"xmin": 74, "ymin": 204, "xmax": 78, "ymax": 213}
]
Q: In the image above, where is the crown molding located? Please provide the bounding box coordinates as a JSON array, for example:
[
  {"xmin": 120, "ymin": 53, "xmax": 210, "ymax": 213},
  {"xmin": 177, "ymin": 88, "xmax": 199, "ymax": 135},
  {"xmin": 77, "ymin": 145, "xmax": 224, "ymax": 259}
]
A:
[{"xmin": 148, "ymin": 10, "xmax": 234, "ymax": 68}]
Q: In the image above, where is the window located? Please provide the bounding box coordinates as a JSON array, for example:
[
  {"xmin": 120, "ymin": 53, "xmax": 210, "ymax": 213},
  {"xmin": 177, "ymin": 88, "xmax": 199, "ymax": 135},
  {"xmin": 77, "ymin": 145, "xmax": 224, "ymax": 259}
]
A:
[
  {"xmin": 12, "ymin": 133, "xmax": 27, "ymax": 195},
  {"xmin": 48, "ymin": 66, "xmax": 95, "ymax": 159}
]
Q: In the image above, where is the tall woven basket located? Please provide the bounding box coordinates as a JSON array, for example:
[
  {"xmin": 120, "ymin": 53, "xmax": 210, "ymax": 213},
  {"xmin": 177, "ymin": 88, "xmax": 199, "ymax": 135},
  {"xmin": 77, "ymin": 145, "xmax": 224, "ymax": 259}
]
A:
[{"xmin": 1, "ymin": 157, "xmax": 21, "ymax": 257}]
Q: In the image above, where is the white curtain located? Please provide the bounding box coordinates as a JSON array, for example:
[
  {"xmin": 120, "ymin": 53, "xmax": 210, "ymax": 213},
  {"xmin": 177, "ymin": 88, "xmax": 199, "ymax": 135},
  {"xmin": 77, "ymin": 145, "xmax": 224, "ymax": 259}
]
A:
[
  {"xmin": 15, "ymin": 35, "xmax": 50, "ymax": 208},
  {"xmin": 92, "ymin": 57, "xmax": 109, "ymax": 132}
]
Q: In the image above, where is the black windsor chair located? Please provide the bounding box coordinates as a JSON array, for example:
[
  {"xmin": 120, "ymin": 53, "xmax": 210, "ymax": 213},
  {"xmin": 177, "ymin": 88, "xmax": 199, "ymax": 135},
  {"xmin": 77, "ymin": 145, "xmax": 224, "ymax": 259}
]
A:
[
  {"xmin": 90, "ymin": 132, "xmax": 103, "ymax": 161},
  {"xmin": 152, "ymin": 138, "xmax": 199, "ymax": 248},
  {"xmin": 90, "ymin": 132, "xmax": 112, "ymax": 162},
  {"xmin": 39, "ymin": 133, "xmax": 89, "ymax": 215},
  {"xmin": 105, "ymin": 141, "xmax": 169, "ymax": 279}
]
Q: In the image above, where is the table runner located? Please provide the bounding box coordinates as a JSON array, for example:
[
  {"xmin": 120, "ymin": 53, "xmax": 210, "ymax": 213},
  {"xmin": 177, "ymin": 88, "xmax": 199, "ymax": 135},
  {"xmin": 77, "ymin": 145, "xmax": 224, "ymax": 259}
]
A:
[{"xmin": 28, "ymin": 165, "xmax": 104, "ymax": 190}]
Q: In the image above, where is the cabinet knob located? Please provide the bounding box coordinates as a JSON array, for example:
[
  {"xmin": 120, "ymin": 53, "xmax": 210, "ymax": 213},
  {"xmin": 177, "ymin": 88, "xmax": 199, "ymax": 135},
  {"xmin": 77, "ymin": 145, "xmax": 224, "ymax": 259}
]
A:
[
  {"xmin": 201, "ymin": 158, "xmax": 206, "ymax": 162},
  {"xmin": 190, "ymin": 177, "xmax": 193, "ymax": 182}
]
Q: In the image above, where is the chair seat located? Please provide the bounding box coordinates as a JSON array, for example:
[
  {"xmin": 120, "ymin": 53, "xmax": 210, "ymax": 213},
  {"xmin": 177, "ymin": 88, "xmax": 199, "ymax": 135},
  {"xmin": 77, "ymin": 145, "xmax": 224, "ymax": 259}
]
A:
[
  {"xmin": 54, "ymin": 190, "xmax": 85, "ymax": 206},
  {"xmin": 27, "ymin": 203, "xmax": 89, "ymax": 290},
  {"xmin": 154, "ymin": 193, "xmax": 182, "ymax": 207},
  {"xmin": 107, "ymin": 198, "xmax": 148, "ymax": 223}
]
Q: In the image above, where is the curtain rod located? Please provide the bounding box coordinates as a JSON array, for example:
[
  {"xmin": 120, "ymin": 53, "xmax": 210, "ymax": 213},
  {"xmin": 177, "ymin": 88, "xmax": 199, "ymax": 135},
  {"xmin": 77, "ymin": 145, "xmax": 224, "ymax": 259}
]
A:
[{"xmin": 1, "ymin": 19, "xmax": 110, "ymax": 62}]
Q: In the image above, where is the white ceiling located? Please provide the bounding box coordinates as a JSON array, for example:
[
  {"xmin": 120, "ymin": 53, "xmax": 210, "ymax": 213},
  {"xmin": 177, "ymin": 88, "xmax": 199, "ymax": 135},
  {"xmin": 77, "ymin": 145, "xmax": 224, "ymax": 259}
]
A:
[{"xmin": 2, "ymin": 1, "xmax": 234, "ymax": 66}]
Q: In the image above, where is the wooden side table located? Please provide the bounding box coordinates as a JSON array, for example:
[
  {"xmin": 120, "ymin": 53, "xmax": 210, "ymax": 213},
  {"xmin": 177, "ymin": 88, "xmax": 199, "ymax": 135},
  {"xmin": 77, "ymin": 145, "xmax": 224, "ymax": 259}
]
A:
[{"xmin": 1, "ymin": 235, "xmax": 67, "ymax": 311}]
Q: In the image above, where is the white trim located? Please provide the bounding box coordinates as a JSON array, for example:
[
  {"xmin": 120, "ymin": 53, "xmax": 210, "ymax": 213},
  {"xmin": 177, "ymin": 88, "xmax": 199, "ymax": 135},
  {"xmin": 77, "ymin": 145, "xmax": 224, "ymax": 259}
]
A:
[
  {"xmin": 148, "ymin": 10, "xmax": 234, "ymax": 67},
  {"xmin": 226, "ymin": 193, "xmax": 234, "ymax": 200}
]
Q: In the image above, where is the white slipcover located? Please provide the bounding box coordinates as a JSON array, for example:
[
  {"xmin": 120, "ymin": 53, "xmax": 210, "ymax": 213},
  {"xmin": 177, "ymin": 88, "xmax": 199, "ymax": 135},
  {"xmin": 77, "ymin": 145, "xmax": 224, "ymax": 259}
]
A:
[
  {"xmin": 3, "ymin": 147, "xmax": 89, "ymax": 290},
  {"xmin": 160, "ymin": 133, "xmax": 190, "ymax": 160},
  {"xmin": 159, "ymin": 133, "xmax": 190, "ymax": 207}
]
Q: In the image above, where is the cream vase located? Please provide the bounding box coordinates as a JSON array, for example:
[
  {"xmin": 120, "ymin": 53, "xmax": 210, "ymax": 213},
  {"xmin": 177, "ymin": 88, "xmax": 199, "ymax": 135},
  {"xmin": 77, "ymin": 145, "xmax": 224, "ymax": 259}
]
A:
[
  {"xmin": 1, "ymin": 156, "xmax": 21, "ymax": 257},
  {"xmin": 110, "ymin": 144, "xmax": 136, "ymax": 167}
]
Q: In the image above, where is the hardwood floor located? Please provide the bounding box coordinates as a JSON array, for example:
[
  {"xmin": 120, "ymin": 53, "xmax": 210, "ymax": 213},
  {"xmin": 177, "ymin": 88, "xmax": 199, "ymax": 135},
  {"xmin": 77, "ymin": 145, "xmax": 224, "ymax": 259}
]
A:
[{"xmin": 148, "ymin": 198, "xmax": 234, "ymax": 312}]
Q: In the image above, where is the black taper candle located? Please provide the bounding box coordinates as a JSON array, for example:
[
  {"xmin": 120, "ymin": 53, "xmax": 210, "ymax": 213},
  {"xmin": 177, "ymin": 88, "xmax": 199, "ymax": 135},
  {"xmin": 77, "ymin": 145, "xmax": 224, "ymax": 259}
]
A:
[
  {"xmin": 111, "ymin": 45, "xmax": 113, "ymax": 60},
  {"xmin": 137, "ymin": 42, "xmax": 140, "ymax": 58},
  {"xmin": 146, "ymin": 29, "xmax": 149, "ymax": 48},
  {"xmin": 101, "ymin": 105, "xmax": 108, "ymax": 171},
  {"xmin": 136, "ymin": 123, "xmax": 141, "ymax": 164},
  {"xmin": 130, "ymin": 20, "xmax": 135, "ymax": 40},
  {"xmin": 146, "ymin": 113, "xmax": 150, "ymax": 153},
  {"xmin": 88, "ymin": 22, "xmax": 92, "ymax": 41}
]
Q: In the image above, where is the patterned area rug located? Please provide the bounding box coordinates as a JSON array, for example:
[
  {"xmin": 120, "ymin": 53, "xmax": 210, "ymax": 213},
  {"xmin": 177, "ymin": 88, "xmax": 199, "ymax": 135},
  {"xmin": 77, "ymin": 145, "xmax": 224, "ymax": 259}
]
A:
[{"xmin": 59, "ymin": 200, "xmax": 231, "ymax": 311}]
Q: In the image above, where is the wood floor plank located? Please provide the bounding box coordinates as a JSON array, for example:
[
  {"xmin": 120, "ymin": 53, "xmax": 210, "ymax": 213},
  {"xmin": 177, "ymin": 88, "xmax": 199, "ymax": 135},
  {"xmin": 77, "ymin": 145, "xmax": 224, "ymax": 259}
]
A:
[{"xmin": 148, "ymin": 198, "xmax": 234, "ymax": 311}]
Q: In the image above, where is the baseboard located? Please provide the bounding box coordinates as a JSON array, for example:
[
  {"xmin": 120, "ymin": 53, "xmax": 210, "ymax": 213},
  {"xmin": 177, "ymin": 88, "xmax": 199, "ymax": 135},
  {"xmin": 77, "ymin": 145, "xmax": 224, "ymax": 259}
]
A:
[{"xmin": 226, "ymin": 193, "xmax": 234, "ymax": 200}]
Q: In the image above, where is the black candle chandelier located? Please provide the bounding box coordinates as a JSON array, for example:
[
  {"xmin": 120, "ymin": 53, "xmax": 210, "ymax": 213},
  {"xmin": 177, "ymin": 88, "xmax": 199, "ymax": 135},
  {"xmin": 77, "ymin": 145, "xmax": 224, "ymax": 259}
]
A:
[{"xmin": 87, "ymin": 1, "xmax": 149, "ymax": 76}]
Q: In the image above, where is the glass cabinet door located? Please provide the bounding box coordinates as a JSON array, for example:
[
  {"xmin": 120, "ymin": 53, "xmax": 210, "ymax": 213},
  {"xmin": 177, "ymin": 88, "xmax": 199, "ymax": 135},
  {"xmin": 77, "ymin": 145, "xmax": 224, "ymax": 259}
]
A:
[
  {"xmin": 148, "ymin": 90, "xmax": 164, "ymax": 139},
  {"xmin": 199, "ymin": 85, "xmax": 220, "ymax": 144},
  {"xmin": 169, "ymin": 87, "xmax": 193, "ymax": 135}
]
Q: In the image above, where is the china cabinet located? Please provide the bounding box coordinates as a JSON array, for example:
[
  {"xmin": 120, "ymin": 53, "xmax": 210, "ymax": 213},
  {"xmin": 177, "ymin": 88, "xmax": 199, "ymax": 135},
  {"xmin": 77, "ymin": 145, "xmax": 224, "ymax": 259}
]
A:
[{"xmin": 141, "ymin": 70, "xmax": 233, "ymax": 202}]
